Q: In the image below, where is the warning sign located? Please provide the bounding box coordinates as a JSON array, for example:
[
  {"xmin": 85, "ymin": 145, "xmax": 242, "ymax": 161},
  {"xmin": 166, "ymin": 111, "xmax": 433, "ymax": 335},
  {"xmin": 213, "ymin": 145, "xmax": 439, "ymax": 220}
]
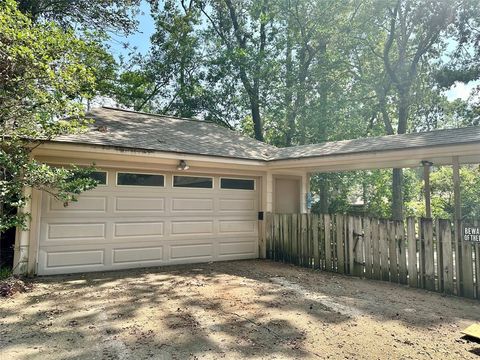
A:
[{"xmin": 463, "ymin": 226, "xmax": 480, "ymax": 242}]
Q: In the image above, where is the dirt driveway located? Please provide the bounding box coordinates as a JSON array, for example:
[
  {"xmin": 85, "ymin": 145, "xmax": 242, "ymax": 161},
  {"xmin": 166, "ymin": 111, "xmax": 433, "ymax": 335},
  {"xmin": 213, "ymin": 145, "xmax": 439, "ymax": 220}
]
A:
[{"xmin": 1, "ymin": 260, "xmax": 480, "ymax": 359}]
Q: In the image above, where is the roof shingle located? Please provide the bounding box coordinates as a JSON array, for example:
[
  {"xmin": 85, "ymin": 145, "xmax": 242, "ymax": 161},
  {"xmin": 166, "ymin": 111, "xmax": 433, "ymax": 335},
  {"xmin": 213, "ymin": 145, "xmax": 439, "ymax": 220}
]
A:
[
  {"xmin": 54, "ymin": 107, "xmax": 480, "ymax": 161},
  {"xmin": 55, "ymin": 107, "xmax": 276, "ymax": 161}
]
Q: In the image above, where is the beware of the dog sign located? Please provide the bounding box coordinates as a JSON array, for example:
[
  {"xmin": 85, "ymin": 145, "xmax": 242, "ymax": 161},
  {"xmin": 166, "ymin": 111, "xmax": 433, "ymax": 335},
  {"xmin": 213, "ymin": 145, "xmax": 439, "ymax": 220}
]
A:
[{"xmin": 463, "ymin": 226, "xmax": 480, "ymax": 242}]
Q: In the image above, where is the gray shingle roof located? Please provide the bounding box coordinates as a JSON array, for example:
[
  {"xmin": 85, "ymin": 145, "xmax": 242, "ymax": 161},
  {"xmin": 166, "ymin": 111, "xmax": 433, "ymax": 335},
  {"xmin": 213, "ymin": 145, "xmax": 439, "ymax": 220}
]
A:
[
  {"xmin": 55, "ymin": 107, "xmax": 276, "ymax": 161},
  {"xmin": 54, "ymin": 107, "xmax": 480, "ymax": 161},
  {"xmin": 272, "ymin": 126, "xmax": 480, "ymax": 160}
]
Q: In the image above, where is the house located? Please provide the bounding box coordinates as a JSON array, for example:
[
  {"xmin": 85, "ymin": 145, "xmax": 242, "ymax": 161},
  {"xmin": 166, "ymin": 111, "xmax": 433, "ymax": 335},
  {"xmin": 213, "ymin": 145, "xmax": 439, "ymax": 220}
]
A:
[{"xmin": 13, "ymin": 107, "xmax": 480, "ymax": 275}]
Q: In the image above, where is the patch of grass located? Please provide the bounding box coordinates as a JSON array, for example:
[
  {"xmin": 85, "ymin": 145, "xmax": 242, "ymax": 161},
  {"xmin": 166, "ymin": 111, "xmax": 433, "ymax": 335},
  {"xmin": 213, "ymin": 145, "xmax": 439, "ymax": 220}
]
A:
[{"xmin": 0, "ymin": 267, "xmax": 12, "ymax": 280}]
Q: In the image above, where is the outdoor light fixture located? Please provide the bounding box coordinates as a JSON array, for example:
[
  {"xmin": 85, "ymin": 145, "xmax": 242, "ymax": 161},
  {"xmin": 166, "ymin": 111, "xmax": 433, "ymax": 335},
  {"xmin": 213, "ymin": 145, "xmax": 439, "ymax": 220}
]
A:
[
  {"xmin": 177, "ymin": 160, "xmax": 189, "ymax": 171},
  {"xmin": 421, "ymin": 160, "xmax": 433, "ymax": 166}
]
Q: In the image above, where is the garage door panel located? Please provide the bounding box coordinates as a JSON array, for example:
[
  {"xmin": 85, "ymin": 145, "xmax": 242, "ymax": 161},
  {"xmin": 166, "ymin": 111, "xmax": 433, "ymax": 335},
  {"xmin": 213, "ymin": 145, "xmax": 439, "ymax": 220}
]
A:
[
  {"xmin": 170, "ymin": 243, "xmax": 213, "ymax": 260},
  {"xmin": 48, "ymin": 223, "xmax": 106, "ymax": 240},
  {"xmin": 219, "ymin": 241, "xmax": 256, "ymax": 256},
  {"xmin": 114, "ymin": 221, "xmax": 164, "ymax": 238},
  {"xmin": 48, "ymin": 196, "xmax": 107, "ymax": 213},
  {"xmin": 171, "ymin": 220, "xmax": 213, "ymax": 235},
  {"xmin": 171, "ymin": 197, "xmax": 214, "ymax": 212},
  {"xmin": 115, "ymin": 197, "xmax": 165, "ymax": 212},
  {"xmin": 112, "ymin": 247, "xmax": 163, "ymax": 264},
  {"xmin": 45, "ymin": 249, "xmax": 105, "ymax": 268},
  {"xmin": 219, "ymin": 198, "xmax": 256, "ymax": 212},
  {"xmin": 219, "ymin": 220, "xmax": 257, "ymax": 234}
]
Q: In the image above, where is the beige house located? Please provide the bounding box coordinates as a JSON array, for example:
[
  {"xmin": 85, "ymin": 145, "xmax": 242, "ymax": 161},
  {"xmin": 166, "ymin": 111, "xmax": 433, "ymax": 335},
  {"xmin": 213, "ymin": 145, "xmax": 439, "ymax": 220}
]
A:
[{"xmin": 14, "ymin": 107, "xmax": 480, "ymax": 275}]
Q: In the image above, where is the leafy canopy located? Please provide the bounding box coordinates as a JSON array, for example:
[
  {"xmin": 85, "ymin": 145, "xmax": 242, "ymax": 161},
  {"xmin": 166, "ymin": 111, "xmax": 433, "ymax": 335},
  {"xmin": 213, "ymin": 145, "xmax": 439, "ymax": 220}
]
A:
[{"xmin": 0, "ymin": 0, "xmax": 110, "ymax": 231}]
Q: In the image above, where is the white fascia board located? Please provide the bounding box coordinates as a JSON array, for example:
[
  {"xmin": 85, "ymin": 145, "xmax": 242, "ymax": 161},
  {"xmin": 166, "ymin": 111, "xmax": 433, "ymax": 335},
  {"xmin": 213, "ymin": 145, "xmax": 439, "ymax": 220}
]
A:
[
  {"xmin": 267, "ymin": 143, "xmax": 480, "ymax": 172},
  {"xmin": 33, "ymin": 142, "xmax": 268, "ymax": 171}
]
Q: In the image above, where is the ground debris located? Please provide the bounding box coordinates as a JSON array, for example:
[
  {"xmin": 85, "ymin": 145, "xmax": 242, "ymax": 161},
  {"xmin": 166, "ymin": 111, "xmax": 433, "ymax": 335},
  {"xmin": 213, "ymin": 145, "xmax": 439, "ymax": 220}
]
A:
[{"xmin": 0, "ymin": 276, "xmax": 33, "ymax": 297}]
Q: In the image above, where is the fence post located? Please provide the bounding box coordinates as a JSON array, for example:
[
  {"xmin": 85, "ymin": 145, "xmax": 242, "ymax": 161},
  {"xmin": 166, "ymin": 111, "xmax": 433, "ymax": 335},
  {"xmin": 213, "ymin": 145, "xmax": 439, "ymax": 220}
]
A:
[{"xmin": 324, "ymin": 214, "xmax": 332, "ymax": 271}]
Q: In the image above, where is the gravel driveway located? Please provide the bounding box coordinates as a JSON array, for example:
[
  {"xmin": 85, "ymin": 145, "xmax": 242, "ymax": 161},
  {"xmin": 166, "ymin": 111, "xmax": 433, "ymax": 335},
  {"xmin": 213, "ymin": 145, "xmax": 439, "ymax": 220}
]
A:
[{"xmin": 1, "ymin": 260, "xmax": 480, "ymax": 359}]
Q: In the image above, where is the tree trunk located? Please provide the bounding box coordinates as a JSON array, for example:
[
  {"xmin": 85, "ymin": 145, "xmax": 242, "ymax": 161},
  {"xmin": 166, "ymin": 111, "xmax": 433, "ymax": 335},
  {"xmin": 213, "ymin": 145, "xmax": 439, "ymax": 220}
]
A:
[
  {"xmin": 319, "ymin": 175, "xmax": 329, "ymax": 213},
  {"xmin": 392, "ymin": 168, "xmax": 403, "ymax": 220},
  {"xmin": 391, "ymin": 90, "xmax": 409, "ymax": 220},
  {"xmin": 317, "ymin": 40, "xmax": 327, "ymax": 141},
  {"xmin": 284, "ymin": 20, "xmax": 294, "ymax": 146},
  {"xmin": 250, "ymin": 96, "xmax": 263, "ymax": 141}
]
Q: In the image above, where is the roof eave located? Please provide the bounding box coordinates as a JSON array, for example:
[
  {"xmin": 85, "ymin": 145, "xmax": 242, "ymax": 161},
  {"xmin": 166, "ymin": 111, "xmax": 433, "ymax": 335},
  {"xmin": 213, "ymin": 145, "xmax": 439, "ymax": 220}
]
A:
[{"xmin": 267, "ymin": 141, "xmax": 480, "ymax": 172}]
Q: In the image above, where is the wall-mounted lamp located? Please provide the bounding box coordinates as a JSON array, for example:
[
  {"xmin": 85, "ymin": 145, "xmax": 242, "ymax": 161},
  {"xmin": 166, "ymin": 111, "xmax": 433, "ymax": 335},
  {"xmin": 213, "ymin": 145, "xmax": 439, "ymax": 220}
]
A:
[
  {"xmin": 421, "ymin": 160, "xmax": 433, "ymax": 166},
  {"xmin": 177, "ymin": 160, "xmax": 190, "ymax": 171}
]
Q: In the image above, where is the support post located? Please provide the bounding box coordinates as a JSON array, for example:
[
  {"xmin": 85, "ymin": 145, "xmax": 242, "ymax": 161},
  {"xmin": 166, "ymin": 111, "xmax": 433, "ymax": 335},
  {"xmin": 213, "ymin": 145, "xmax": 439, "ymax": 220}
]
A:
[
  {"xmin": 421, "ymin": 161, "xmax": 432, "ymax": 218},
  {"xmin": 452, "ymin": 156, "xmax": 461, "ymax": 222},
  {"xmin": 452, "ymin": 156, "xmax": 462, "ymax": 295}
]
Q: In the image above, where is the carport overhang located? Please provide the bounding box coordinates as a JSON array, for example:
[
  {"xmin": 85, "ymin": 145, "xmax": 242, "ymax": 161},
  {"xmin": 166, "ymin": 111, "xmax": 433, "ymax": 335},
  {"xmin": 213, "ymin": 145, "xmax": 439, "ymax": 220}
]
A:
[{"xmin": 267, "ymin": 142, "xmax": 480, "ymax": 172}]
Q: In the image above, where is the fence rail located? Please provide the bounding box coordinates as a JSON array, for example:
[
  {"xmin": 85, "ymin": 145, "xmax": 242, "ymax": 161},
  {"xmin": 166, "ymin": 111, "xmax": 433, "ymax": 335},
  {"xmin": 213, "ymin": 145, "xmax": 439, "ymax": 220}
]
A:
[{"xmin": 266, "ymin": 213, "xmax": 480, "ymax": 300}]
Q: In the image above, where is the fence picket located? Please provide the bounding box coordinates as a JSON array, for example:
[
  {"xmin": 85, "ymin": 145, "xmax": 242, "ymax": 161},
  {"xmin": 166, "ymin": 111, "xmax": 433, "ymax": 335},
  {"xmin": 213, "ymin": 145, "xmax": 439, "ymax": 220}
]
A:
[
  {"xmin": 422, "ymin": 219, "xmax": 435, "ymax": 291},
  {"xmin": 351, "ymin": 216, "xmax": 361, "ymax": 277},
  {"xmin": 312, "ymin": 215, "xmax": 319, "ymax": 269},
  {"xmin": 388, "ymin": 221, "xmax": 398, "ymax": 283},
  {"xmin": 364, "ymin": 217, "xmax": 372, "ymax": 279},
  {"xmin": 289, "ymin": 214, "xmax": 296, "ymax": 264},
  {"xmin": 475, "ymin": 244, "xmax": 480, "ymax": 299},
  {"xmin": 324, "ymin": 214, "xmax": 332, "ymax": 271},
  {"xmin": 336, "ymin": 215, "xmax": 345, "ymax": 274},
  {"xmin": 319, "ymin": 215, "xmax": 325, "ymax": 270},
  {"xmin": 406, "ymin": 217, "xmax": 417, "ymax": 287},
  {"xmin": 265, "ymin": 213, "xmax": 271, "ymax": 259},
  {"xmin": 461, "ymin": 222, "xmax": 475, "ymax": 298},
  {"xmin": 439, "ymin": 219, "xmax": 454, "ymax": 294},
  {"xmin": 372, "ymin": 218, "xmax": 381, "ymax": 280},
  {"xmin": 347, "ymin": 216, "xmax": 354, "ymax": 275},
  {"xmin": 435, "ymin": 219, "xmax": 443, "ymax": 292},
  {"xmin": 396, "ymin": 221, "xmax": 407, "ymax": 284},
  {"xmin": 379, "ymin": 220, "xmax": 389, "ymax": 281},
  {"xmin": 302, "ymin": 214, "xmax": 308, "ymax": 267}
]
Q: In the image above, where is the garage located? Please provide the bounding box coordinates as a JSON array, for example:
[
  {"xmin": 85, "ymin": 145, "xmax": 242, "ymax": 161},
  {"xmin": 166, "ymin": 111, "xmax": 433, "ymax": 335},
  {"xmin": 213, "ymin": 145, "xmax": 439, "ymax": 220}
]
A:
[{"xmin": 37, "ymin": 169, "xmax": 259, "ymax": 275}]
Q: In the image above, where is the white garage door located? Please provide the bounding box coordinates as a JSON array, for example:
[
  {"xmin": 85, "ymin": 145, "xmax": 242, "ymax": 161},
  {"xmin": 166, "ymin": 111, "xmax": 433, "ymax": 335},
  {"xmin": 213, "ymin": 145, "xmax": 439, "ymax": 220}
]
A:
[{"xmin": 37, "ymin": 170, "xmax": 259, "ymax": 275}]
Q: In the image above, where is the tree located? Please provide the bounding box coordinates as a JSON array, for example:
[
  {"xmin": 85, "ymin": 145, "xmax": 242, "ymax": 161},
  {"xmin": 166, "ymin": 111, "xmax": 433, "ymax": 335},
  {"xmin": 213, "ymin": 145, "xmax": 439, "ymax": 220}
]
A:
[
  {"xmin": 356, "ymin": 0, "xmax": 472, "ymax": 219},
  {"xmin": 16, "ymin": 0, "xmax": 140, "ymax": 35},
  {"xmin": 200, "ymin": 0, "xmax": 274, "ymax": 141},
  {"xmin": 113, "ymin": 0, "xmax": 207, "ymax": 117},
  {"xmin": 0, "ymin": 0, "xmax": 106, "ymax": 231}
]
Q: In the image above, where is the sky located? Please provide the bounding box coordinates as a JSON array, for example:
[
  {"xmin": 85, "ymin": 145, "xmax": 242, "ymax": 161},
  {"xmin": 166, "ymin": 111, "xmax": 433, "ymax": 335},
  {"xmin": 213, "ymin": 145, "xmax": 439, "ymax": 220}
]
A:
[
  {"xmin": 106, "ymin": 1, "xmax": 478, "ymax": 103},
  {"xmin": 107, "ymin": 1, "xmax": 155, "ymax": 60}
]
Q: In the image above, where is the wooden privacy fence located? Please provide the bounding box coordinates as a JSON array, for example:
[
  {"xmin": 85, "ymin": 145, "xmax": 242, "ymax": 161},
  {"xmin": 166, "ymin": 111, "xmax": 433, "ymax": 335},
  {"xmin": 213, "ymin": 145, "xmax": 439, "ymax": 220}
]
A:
[{"xmin": 265, "ymin": 213, "xmax": 480, "ymax": 300}]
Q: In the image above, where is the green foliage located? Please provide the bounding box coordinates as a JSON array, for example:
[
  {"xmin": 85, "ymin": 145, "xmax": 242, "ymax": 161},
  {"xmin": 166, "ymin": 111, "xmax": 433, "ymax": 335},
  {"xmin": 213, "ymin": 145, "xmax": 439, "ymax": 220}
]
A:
[
  {"xmin": 0, "ymin": 0, "xmax": 103, "ymax": 231},
  {"xmin": 0, "ymin": 267, "xmax": 12, "ymax": 280},
  {"xmin": 16, "ymin": 0, "xmax": 140, "ymax": 35}
]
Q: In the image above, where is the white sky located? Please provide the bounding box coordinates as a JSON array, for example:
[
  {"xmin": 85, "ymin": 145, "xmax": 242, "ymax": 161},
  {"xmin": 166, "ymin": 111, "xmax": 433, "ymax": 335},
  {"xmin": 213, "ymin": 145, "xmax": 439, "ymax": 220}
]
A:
[{"xmin": 445, "ymin": 80, "xmax": 479, "ymax": 101}]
